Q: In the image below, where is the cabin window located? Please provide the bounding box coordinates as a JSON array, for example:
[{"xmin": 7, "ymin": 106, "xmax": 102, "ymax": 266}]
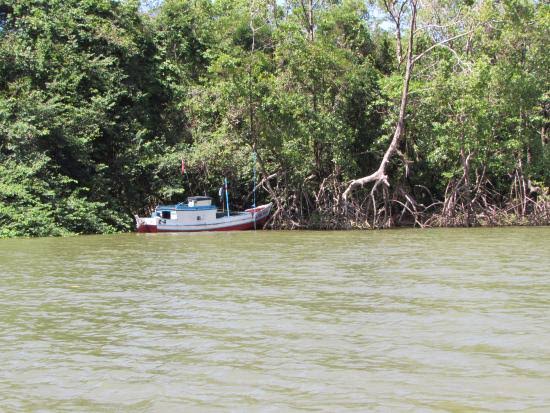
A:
[
  {"xmin": 161, "ymin": 211, "xmax": 171, "ymax": 219},
  {"xmin": 196, "ymin": 216, "xmax": 201, "ymax": 221}
]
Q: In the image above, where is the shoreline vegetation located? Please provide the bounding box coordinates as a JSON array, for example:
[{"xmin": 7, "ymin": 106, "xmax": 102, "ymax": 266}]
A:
[{"xmin": 0, "ymin": 0, "xmax": 548, "ymax": 237}]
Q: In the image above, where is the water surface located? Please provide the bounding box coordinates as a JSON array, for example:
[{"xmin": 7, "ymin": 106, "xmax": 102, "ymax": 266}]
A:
[{"xmin": 0, "ymin": 228, "xmax": 549, "ymax": 412}]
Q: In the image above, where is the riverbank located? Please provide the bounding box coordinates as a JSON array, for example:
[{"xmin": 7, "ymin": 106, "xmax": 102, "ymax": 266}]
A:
[
  {"xmin": 1, "ymin": 201, "xmax": 549, "ymax": 239},
  {"xmin": 269, "ymin": 196, "xmax": 550, "ymax": 230}
]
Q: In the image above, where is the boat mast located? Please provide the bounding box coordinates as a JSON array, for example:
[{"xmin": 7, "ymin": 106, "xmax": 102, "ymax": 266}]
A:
[
  {"xmin": 224, "ymin": 177, "xmax": 230, "ymax": 217},
  {"xmin": 253, "ymin": 151, "xmax": 257, "ymax": 230}
]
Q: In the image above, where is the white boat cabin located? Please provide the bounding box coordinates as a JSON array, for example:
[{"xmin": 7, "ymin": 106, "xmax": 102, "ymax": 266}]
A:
[{"xmin": 154, "ymin": 196, "xmax": 218, "ymax": 225}]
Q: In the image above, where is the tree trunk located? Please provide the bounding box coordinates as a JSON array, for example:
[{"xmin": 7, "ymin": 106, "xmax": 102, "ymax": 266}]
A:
[
  {"xmin": 395, "ymin": 23, "xmax": 403, "ymax": 66},
  {"xmin": 383, "ymin": 0, "xmax": 405, "ymax": 66},
  {"xmin": 343, "ymin": 0, "xmax": 417, "ymax": 201},
  {"xmin": 300, "ymin": 0, "xmax": 314, "ymax": 42}
]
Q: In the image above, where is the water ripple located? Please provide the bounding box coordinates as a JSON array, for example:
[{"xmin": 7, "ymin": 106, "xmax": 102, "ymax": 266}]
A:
[{"xmin": 0, "ymin": 227, "xmax": 549, "ymax": 412}]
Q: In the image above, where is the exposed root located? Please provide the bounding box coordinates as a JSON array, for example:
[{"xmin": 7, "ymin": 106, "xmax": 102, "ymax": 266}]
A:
[{"xmin": 264, "ymin": 166, "xmax": 549, "ymax": 230}]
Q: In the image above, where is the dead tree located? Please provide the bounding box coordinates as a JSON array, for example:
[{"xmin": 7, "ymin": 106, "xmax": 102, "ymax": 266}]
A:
[
  {"xmin": 343, "ymin": 0, "xmax": 475, "ymax": 215},
  {"xmin": 343, "ymin": 0, "xmax": 418, "ymax": 203}
]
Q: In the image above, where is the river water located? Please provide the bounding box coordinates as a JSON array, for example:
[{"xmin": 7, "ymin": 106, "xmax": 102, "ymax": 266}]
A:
[{"xmin": 0, "ymin": 228, "xmax": 549, "ymax": 412}]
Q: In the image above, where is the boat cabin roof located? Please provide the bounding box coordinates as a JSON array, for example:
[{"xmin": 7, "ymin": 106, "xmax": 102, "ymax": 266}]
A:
[
  {"xmin": 155, "ymin": 196, "xmax": 215, "ymax": 211},
  {"xmin": 187, "ymin": 196, "xmax": 212, "ymax": 202}
]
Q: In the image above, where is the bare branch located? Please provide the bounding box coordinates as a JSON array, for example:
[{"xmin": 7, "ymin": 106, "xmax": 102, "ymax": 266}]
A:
[{"xmin": 413, "ymin": 29, "xmax": 476, "ymax": 63}]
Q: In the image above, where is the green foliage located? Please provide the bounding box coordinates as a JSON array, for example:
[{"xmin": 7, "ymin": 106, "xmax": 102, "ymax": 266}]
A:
[
  {"xmin": 0, "ymin": 0, "xmax": 547, "ymax": 236},
  {"xmin": 407, "ymin": 0, "xmax": 549, "ymax": 199},
  {"xmin": 0, "ymin": 155, "xmax": 125, "ymax": 237},
  {"xmin": 0, "ymin": 0, "xmax": 172, "ymax": 237}
]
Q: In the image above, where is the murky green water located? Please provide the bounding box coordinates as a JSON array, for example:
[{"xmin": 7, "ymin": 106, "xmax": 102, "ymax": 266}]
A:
[{"xmin": 0, "ymin": 228, "xmax": 549, "ymax": 412}]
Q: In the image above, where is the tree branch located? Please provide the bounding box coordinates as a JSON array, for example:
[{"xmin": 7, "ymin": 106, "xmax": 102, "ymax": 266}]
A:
[{"xmin": 413, "ymin": 29, "xmax": 475, "ymax": 63}]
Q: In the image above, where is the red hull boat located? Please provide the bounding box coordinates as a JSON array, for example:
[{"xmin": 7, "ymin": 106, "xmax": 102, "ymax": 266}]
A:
[{"xmin": 135, "ymin": 196, "xmax": 272, "ymax": 233}]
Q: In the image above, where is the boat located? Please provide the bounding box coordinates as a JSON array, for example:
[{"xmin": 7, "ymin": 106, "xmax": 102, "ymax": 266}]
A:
[{"xmin": 135, "ymin": 196, "xmax": 272, "ymax": 233}]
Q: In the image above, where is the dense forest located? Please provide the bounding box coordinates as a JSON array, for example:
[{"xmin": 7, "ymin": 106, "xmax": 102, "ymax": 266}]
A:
[{"xmin": 0, "ymin": 0, "xmax": 548, "ymax": 237}]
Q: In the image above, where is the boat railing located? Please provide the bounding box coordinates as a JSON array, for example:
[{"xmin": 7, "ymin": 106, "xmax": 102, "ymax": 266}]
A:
[{"xmin": 156, "ymin": 204, "xmax": 216, "ymax": 211}]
